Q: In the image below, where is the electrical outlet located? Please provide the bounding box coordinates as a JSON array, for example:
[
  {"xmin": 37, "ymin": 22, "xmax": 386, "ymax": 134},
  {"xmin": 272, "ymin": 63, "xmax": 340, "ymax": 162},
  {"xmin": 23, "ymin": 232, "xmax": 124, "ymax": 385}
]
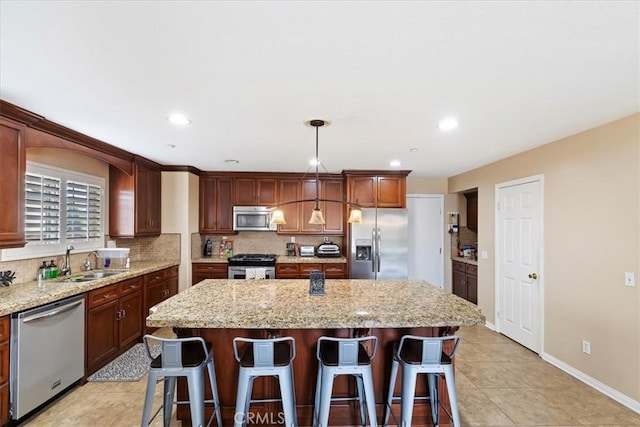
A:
[
  {"xmin": 290, "ymin": 236, "xmax": 295, "ymax": 243},
  {"xmin": 481, "ymin": 251, "xmax": 488, "ymax": 259},
  {"xmin": 582, "ymin": 340, "xmax": 591, "ymax": 355},
  {"xmin": 625, "ymin": 272, "xmax": 635, "ymax": 287}
]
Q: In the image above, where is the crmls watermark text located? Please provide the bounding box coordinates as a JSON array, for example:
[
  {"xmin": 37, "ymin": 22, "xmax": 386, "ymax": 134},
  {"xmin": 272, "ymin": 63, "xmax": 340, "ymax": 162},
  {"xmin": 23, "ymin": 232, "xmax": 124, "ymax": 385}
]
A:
[{"xmin": 234, "ymin": 411, "xmax": 286, "ymax": 425}]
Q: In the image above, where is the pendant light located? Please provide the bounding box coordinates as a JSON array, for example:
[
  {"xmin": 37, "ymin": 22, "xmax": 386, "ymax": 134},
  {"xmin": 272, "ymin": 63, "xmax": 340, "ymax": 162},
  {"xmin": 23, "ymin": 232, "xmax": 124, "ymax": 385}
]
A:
[
  {"xmin": 308, "ymin": 119, "xmax": 326, "ymax": 225},
  {"xmin": 270, "ymin": 118, "xmax": 363, "ymax": 226}
]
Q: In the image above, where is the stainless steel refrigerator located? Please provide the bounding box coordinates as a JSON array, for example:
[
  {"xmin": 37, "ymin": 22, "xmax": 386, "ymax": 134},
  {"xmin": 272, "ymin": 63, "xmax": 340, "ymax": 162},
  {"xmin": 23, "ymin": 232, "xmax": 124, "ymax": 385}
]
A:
[{"xmin": 349, "ymin": 208, "xmax": 408, "ymax": 279}]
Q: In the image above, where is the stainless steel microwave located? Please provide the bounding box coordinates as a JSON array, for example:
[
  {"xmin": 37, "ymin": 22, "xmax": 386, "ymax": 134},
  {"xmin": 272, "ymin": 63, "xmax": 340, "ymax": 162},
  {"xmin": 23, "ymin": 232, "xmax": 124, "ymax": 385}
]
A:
[{"xmin": 233, "ymin": 206, "xmax": 278, "ymax": 231}]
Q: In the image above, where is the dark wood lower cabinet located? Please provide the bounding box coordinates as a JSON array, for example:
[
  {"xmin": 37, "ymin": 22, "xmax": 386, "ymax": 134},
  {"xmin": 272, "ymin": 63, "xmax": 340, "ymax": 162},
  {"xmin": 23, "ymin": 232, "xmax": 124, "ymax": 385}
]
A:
[
  {"xmin": 192, "ymin": 262, "xmax": 228, "ymax": 285},
  {"xmin": 276, "ymin": 262, "xmax": 347, "ymax": 279},
  {"xmin": 144, "ymin": 266, "xmax": 179, "ymax": 334},
  {"xmin": 175, "ymin": 327, "xmax": 456, "ymax": 426},
  {"xmin": 452, "ymin": 260, "xmax": 477, "ymax": 304},
  {"xmin": 86, "ymin": 277, "xmax": 143, "ymax": 376}
]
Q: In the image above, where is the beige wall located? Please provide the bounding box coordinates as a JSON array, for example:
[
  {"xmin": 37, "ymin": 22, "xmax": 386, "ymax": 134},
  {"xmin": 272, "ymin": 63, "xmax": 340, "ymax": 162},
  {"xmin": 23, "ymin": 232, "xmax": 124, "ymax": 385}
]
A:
[{"xmin": 448, "ymin": 114, "xmax": 640, "ymax": 403}]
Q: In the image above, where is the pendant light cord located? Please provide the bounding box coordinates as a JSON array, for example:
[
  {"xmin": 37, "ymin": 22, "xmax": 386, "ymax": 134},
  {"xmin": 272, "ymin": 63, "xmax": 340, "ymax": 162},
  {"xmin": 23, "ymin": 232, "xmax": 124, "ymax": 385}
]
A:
[{"xmin": 314, "ymin": 123, "xmax": 320, "ymax": 210}]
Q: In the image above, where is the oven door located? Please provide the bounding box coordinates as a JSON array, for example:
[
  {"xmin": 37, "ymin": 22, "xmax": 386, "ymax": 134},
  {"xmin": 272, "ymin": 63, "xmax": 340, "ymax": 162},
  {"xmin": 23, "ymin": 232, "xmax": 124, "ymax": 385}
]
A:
[{"xmin": 228, "ymin": 266, "xmax": 275, "ymax": 279}]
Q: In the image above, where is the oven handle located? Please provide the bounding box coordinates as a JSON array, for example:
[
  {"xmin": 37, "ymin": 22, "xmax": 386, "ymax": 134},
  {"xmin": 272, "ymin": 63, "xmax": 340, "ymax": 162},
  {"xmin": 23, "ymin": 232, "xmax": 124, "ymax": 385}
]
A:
[{"xmin": 21, "ymin": 300, "xmax": 83, "ymax": 324}]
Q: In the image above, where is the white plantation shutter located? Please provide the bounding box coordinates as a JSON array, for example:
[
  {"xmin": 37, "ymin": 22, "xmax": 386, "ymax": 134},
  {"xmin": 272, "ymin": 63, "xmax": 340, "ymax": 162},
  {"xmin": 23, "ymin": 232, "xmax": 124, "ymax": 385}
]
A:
[
  {"xmin": 25, "ymin": 172, "xmax": 61, "ymax": 244},
  {"xmin": 1, "ymin": 162, "xmax": 105, "ymax": 260},
  {"xmin": 66, "ymin": 180, "xmax": 102, "ymax": 242}
]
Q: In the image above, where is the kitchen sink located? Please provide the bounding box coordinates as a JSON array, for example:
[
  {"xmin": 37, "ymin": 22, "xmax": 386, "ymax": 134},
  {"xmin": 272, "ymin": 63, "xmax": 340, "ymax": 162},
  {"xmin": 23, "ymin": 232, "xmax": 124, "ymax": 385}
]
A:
[{"xmin": 66, "ymin": 271, "xmax": 122, "ymax": 282}]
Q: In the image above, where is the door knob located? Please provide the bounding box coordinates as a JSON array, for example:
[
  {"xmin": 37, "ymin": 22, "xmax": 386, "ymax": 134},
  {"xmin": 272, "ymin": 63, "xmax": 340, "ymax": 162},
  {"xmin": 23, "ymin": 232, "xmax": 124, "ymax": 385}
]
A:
[{"xmin": 528, "ymin": 273, "xmax": 538, "ymax": 279}]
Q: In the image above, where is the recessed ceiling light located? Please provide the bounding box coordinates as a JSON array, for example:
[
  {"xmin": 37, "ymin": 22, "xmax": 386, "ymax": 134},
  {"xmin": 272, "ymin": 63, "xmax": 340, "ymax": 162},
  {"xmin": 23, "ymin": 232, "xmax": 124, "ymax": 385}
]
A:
[
  {"xmin": 167, "ymin": 113, "xmax": 191, "ymax": 125},
  {"xmin": 167, "ymin": 144, "xmax": 176, "ymax": 149},
  {"xmin": 390, "ymin": 160, "xmax": 401, "ymax": 167},
  {"xmin": 409, "ymin": 147, "xmax": 419, "ymax": 152},
  {"xmin": 438, "ymin": 117, "xmax": 459, "ymax": 131},
  {"xmin": 224, "ymin": 159, "xmax": 239, "ymax": 164}
]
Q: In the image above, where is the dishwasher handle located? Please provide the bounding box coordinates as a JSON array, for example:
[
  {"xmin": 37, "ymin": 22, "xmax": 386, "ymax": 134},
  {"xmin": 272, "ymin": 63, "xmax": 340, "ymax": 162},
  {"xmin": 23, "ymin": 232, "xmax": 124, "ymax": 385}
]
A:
[{"xmin": 21, "ymin": 299, "xmax": 83, "ymax": 324}]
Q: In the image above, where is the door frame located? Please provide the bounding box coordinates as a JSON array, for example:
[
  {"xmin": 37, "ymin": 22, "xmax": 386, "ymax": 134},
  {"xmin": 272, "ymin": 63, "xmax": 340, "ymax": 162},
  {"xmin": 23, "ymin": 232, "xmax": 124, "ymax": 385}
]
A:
[
  {"xmin": 494, "ymin": 174, "xmax": 545, "ymax": 354},
  {"xmin": 406, "ymin": 194, "xmax": 444, "ymax": 288}
]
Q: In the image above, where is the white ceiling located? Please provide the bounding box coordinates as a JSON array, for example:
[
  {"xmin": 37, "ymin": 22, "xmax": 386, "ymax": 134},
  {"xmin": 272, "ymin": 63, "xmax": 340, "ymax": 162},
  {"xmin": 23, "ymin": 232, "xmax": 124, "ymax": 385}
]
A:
[{"xmin": 1, "ymin": 1, "xmax": 638, "ymax": 177}]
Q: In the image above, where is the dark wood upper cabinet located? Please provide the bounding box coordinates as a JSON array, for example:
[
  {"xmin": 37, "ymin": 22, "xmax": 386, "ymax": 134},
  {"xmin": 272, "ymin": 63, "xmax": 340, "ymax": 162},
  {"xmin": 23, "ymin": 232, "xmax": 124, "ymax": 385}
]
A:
[
  {"xmin": 234, "ymin": 178, "xmax": 277, "ymax": 206},
  {"xmin": 299, "ymin": 178, "xmax": 343, "ymax": 235},
  {"xmin": 109, "ymin": 163, "xmax": 162, "ymax": 237},
  {"xmin": 0, "ymin": 117, "xmax": 26, "ymax": 249},
  {"xmin": 464, "ymin": 191, "xmax": 478, "ymax": 231},
  {"xmin": 277, "ymin": 179, "xmax": 301, "ymax": 234},
  {"xmin": 199, "ymin": 175, "xmax": 234, "ymax": 234},
  {"xmin": 344, "ymin": 170, "xmax": 410, "ymax": 208}
]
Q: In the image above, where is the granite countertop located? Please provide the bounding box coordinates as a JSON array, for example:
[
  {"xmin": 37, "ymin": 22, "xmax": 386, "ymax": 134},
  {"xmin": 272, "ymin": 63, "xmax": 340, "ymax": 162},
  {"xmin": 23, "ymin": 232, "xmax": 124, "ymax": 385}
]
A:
[
  {"xmin": 192, "ymin": 256, "xmax": 347, "ymax": 264},
  {"xmin": 146, "ymin": 279, "xmax": 485, "ymax": 329},
  {"xmin": 452, "ymin": 256, "xmax": 478, "ymax": 266},
  {"xmin": 0, "ymin": 260, "xmax": 179, "ymax": 317}
]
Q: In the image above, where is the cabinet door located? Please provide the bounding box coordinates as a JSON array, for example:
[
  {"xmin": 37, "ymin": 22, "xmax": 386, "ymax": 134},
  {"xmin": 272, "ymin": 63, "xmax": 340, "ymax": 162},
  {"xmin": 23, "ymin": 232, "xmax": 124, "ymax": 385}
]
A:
[
  {"xmin": 216, "ymin": 178, "xmax": 234, "ymax": 232},
  {"xmin": 466, "ymin": 273, "xmax": 478, "ymax": 305},
  {"xmin": 192, "ymin": 263, "xmax": 228, "ymax": 284},
  {"xmin": 86, "ymin": 300, "xmax": 119, "ymax": 374},
  {"xmin": 277, "ymin": 179, "xmax": 301, "ymax": 234},
  {"xmin": 146, "ymin": 168, "xmax": 161, "ymax": 233},
  {"xmin": 349, "ymin": 176, "xmax": 376, "ymax": 207},
  {"xmin": 377, "ymin": 176, "xmax": 404, "ymax": 208},
  {"xmin": 234, "ymin": 178, "xmax": 257, "ymax": 205},
  {"xmin": 322, "ymin": 179, "xmax": 344, "ymax": 235},
  {"xmin": 0, "ymin": 117, "xmax": 26, "ymax": 248},
  {"xmin": 256, "ymin": 179, "xmax": 277, "ymax": 205},
  {"xmin": 0, "ymin": 342, "xmax": 7, "ymax": 385},
  {"xmin": 465, "ymin": 192, "xmax": 478, "ymax": 231},
  {"xmin": 119, "ymin": 290, "xmax": 143, "ymax": 349},
  {"xmin": 200, "ymin": 177, "xmax": 219, "ymax": 232},
  {"xmin": 135, "ymin": 166, "xmax": 152, "ymax": 234},
  {"xmin": 452, "ymin": 262, "xmax": 467, "ymax": 299},
  {"xmin": 144, "ymin": 280, "xmax": 166, "ymax": 316},
  {"xmin": 301, "ymin": 179, "xmax": 323, "ymax": 233}
]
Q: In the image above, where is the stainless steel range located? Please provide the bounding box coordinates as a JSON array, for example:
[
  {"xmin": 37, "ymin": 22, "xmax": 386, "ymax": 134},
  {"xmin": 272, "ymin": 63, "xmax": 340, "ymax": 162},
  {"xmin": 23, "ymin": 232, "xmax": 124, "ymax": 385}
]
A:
[{"xmin": 227, "ymin": 253, "xmax": 277, "ymax": 279}]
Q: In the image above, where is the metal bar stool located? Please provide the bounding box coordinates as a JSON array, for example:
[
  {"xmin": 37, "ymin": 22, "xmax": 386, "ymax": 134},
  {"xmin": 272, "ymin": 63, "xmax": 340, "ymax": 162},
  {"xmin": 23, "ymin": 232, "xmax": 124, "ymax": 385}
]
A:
[
  {"xmin": 232, "ymin": 336, "xmax": 297, "ymax": 427},
  {"xmin": 141, "ymin": 335, "xmax": 223, "ymax": 427},
  {"xmin": 383, "ymin": 335, "xmax": 461, "ymax": 427},
  {"xmin": 313, "ymin": 335, "xmax": 379, "ymax": 427}
]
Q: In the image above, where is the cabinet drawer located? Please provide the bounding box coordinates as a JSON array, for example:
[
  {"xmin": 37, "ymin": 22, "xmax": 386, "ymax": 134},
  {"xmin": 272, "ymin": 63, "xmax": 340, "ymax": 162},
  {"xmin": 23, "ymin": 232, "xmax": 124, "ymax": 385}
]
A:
[
  {"xmin": 323, "ymin": 263, "xmax": 346, "ymax": 273},
  {"xmin": 193, "ymin": 263, "xmax": 227, "ymax": 273},
  {"xmin": 299, "ymin": 264, "xmax": 322, "ymax": 273},
  {"xmin": 165, "ymin": 266, "xmax": 179, "ymax": 278},
  {"xmin": 466, "ymin": 264, "xmax": 477, "ymax": 276},
  {"xmin": 145, "ymin": 270, "xmax": 166, "ymax": 286},
  {"xmin": 452, "ymin": 261, "xmax": 466, "ymax": 273},
  {"xmin": 276, "ymin": 264, "xmax": 299, "ymax": 274},
  {"xmin": 118, "ymin": 277, "xmax": 143, "ymax": 296},
  {"xmin": 0, "ymin": 317, "xmax": 9, "ymax": 343},
  {"xmin": 88, "ymin": 284, "xmax": 119, "ymax": 308}
]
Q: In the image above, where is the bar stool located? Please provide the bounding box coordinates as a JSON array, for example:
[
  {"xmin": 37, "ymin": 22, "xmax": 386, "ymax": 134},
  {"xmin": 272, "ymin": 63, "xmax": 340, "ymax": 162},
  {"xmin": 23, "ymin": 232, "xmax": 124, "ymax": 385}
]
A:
[
  {"xmin": 313, "ymin": 336, "xmax": 379, "ymax": 427},
  {"xmin": 232, "ymin": 336, "xmax": 297, "ymax": 427},
  {"xmin": 383, "ymin": 335, "xmax": 461, "ymax": 427},
  {"xmin": 141, "ymin": 335, "xmax": 222, "ymax": 427}
]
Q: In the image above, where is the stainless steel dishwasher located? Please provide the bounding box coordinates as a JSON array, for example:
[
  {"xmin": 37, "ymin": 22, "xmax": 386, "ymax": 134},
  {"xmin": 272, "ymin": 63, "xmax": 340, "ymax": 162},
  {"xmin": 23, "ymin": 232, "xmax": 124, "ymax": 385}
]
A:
[{"xmin": 10, "ymin": 294, "xmax": 85, "ymax": 420}]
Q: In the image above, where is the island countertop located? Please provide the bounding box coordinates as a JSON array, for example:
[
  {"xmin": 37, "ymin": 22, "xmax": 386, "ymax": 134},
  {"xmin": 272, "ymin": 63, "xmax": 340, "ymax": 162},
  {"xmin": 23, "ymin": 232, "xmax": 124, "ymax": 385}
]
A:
[{"xmin": 146, "ymin": 278, "xmax": 485, "ymax": 329}]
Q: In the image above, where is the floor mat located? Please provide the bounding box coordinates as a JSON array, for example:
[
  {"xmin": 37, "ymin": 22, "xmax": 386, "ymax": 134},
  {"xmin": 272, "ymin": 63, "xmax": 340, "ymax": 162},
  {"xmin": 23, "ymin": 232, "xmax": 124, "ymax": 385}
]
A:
[{"xmin": 87, "ymin": 343, "xmax": 159, "ymax": 382}]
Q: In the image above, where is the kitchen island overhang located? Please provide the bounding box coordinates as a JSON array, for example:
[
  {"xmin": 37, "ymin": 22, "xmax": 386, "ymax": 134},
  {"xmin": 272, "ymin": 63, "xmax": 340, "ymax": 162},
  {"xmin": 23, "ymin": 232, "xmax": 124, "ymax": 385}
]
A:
[{"xmin": 146, "ymin": 279, "xmax": 485, "ymax": 426}]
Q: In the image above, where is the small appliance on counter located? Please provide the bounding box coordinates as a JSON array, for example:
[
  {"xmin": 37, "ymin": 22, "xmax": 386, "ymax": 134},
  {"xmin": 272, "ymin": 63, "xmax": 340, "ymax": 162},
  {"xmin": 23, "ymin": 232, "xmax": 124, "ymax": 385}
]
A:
[
  {"xmin": 285, "ymin": 242, "xmax": 297, "ymax": 256},
  {"xmin": 299, "ymin": 245, "xmax": 315, "ymax": 257},
  {"xmin": 317, "ymin": 242, "xmax": 341, "ymax": 258},
  {"xmin": 203, "ymin": 238, "xmax": 213, "ymax": 257}
]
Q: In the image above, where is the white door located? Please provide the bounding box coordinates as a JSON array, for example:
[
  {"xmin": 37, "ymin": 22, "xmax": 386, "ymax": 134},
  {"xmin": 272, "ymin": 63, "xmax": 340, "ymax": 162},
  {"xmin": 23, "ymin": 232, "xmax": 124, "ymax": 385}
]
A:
[
  {"xmin": 496, "ymin": 177, "xmax": 543, "ymax": 353},
  {"xmin": 407, "ymin": 194, "xmax": 444, "ymax": 288}
]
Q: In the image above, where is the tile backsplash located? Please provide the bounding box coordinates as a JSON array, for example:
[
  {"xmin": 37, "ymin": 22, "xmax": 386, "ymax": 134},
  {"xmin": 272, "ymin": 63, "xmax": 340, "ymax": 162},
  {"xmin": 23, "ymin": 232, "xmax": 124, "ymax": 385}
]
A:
[
  {"xmin": 450, "ymin": 226, "xmax": 478, "ymax": 257},
  {"xmin": 192, "ymin": 232, "xmax": 344, "ymax": 259},
  {"xmin": 0, "ymin": 233, "xmax": 180, "ymax": 285}
]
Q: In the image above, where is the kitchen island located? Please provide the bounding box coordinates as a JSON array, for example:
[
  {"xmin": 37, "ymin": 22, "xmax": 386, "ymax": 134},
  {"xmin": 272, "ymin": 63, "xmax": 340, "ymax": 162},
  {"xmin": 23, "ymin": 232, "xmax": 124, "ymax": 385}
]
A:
[{"xmin": 146, "ymin": 279, "xmax": 484, "ymax": 426}]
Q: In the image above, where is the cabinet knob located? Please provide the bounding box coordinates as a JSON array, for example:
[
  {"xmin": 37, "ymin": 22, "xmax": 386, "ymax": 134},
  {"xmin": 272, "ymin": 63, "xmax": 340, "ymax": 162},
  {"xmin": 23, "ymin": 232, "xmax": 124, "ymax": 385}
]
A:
[{"xmin": 528, "ymin": 273, "xmax": 538, "ymax": 279}]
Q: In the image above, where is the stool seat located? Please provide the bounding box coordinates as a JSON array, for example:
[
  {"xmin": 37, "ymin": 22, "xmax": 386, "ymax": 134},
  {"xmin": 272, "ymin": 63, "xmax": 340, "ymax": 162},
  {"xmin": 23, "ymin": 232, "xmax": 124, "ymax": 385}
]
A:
[
  {"xmin": 383, "ymin": 334, "xmax": 461, "ymax": 427},
  {"xmin": 233, "ymin": 336, "xmax": 297, "ymax": 427},
  {"xmin": 314, "ymin": 335, "xmax": 379, "ymax": 427},
  {"xmin": 141, "ymin": 335, "xmax": 222, "ymax": 427}
]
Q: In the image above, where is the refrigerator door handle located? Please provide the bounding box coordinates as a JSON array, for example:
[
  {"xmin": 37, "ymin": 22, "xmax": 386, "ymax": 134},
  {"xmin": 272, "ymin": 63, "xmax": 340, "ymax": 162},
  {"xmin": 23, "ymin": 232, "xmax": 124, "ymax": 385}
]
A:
[
  {"xmin": 376, "ymin": 227, "xmax": 381, "ymax": 273},
  {"xmin": 371, "ymin": 228, "xmax": 377, "ymax": 273}
]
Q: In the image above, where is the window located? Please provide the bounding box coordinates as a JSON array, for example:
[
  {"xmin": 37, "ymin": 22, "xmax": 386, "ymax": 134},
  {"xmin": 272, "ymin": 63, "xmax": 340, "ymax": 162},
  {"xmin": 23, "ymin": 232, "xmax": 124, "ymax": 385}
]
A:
[{"xmin": 1, "ymin": 162, "xmax": 105, "ymax": 260}]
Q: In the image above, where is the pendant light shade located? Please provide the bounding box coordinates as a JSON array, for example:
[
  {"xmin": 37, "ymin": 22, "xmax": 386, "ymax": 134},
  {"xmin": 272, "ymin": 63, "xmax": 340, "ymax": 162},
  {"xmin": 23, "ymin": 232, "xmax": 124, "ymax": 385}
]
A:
[
  {"xmin": 347, "ymin": 207, "xmax": 363, "ymax": 224},
  {"xmin": 309, "ymin": 208, "xmax": 325, "ymax": 225},
  {"xmin": 271, "ymin": 209, "xmax": 286, "ymax": 225}
]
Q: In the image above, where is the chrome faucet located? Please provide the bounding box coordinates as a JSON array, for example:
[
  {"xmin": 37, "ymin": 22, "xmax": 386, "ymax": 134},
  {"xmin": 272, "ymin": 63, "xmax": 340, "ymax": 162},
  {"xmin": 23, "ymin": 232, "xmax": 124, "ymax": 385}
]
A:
[
  {"xmin": 83, "ymin": 251, "xmax": 98, "ymax": 271},
  {"xmin": 61, "ymin": 245, "xmax": 74, "ymax": 276}
]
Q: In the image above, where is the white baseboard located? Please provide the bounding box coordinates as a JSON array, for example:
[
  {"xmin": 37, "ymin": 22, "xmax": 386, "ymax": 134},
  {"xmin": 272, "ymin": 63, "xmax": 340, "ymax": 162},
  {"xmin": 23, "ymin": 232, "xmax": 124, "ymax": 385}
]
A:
[
  {"xmin": 484, "ymin": 321, "xmax": 496, "ymax": 331},
  {"xmin": 542, "ymin": 352, "xmax": 640, "ymax": 415}
]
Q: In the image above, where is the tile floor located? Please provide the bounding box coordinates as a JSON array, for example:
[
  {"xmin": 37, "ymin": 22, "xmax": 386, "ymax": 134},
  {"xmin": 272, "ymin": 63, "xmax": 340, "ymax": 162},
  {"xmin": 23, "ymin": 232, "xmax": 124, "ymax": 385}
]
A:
[{"xmin": 21, "ymin": 326, "xmax": 640, "ymax": 426}]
